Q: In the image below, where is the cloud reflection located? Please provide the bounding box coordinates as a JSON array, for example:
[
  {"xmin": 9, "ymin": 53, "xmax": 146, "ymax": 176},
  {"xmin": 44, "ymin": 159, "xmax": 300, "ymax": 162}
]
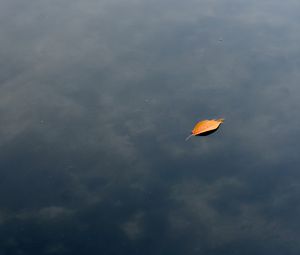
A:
[{"xmin": 1, "ymin": 0, "xmax": 300, "ymax": 254}]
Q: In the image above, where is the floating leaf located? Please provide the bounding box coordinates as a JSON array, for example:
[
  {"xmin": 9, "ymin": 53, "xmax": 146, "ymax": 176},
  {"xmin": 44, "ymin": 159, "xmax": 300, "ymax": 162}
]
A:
[{"xmin": 186, "ymin": 118, "xmax": 224, "ymax": 141}]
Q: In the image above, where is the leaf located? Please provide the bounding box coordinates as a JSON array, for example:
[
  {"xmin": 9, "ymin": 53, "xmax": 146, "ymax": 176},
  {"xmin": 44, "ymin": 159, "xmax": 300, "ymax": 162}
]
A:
[{"xmin": 186, "ymin": 118, "xmax": 224, "ymax": 141}]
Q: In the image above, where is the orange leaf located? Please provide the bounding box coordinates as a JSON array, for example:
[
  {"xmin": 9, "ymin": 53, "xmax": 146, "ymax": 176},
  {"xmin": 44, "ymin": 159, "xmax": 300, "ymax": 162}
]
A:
[{"xmin": 186, "ymin": 118, "xmax": 224, "ymax": 141}]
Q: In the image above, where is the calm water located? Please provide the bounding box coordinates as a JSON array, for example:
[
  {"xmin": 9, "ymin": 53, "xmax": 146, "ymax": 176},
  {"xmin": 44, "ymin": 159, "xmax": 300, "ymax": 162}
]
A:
[{"xmin": 1, "ymin": 0, "xmax": 300, "ymax": 254}]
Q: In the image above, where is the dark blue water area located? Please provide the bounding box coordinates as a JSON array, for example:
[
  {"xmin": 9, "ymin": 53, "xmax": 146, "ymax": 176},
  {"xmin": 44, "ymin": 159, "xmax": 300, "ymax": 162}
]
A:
[{"xmin": 1, "ymin": 0, "xmax": 300, "ymax": 254}]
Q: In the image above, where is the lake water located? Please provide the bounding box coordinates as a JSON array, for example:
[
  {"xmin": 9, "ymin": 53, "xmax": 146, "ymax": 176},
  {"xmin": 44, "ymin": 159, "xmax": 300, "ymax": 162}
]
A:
[{"xmin": 1, "ymin": 0, "xmax": 300, "ymax": 254}]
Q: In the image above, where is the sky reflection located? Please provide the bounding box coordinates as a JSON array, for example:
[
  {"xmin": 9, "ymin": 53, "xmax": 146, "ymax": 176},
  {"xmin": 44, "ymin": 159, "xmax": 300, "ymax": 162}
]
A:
[{"xmin": 1, "ymin": 0, "xmax": 300, "ymax": 254}]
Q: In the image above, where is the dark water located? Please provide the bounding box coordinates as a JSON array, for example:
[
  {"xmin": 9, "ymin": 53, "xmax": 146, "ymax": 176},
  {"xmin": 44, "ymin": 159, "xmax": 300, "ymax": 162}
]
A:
[{"xmin": 1, "ymin": 0, "xmax": 300, "ymax": 254}]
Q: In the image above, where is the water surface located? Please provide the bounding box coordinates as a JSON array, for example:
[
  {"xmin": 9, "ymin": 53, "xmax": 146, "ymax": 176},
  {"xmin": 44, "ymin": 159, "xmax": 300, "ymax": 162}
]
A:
[{"xmin": 1, "ymin": 0, "xmax": 300, "ymax": 254}]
